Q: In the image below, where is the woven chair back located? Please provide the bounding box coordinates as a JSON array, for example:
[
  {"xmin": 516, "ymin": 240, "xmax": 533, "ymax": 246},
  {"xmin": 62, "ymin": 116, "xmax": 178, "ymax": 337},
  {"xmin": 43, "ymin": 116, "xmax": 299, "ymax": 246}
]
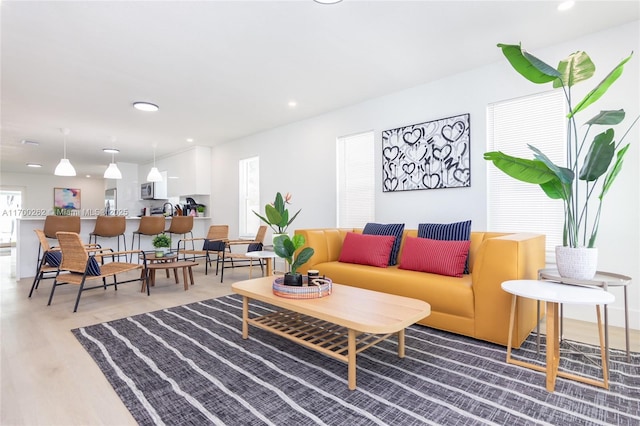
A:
[
  {"xmin": 55, "ymin": 232, "xmax": 89, "ymax": 273},
  {"xmin": 136, "ymin": 216, "xmax": 166, "ymax": 235},
  {"xmin": 92, "ymin": 216, "xmax": 126, "ymax": 237},
  {"xmin": 34, "ymin": 229, "xmax": 51, "ymax": 251},
  {"xmin": 166, "ymin": 216, "xmax": 194, "ymax": 234},
  {"xmin": 254, "ymin": 225, "xmax": 268, "ymax": 244},
  {"xmin": 43, "ymin": 215, "xmax": 81, "ymax": 239},
  {"xmin": 206, "ymin": 225, "xmax": 229, "ymax": 242}
]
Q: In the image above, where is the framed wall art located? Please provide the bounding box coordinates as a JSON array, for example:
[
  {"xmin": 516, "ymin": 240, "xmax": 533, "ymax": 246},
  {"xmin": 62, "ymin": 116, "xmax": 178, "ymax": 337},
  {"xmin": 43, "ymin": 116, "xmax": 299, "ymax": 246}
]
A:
[
  {"xmin": 382, "ymin": 113, "xmax": 470, "ymax": 192},
  {"xmin": 54, "ymin": 187, "xmax": 81, "ymax": 210}
]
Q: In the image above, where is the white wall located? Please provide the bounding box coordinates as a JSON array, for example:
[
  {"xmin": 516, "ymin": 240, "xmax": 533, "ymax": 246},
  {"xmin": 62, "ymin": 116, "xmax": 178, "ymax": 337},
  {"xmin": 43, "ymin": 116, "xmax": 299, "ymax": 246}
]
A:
[
  {"xmin": 0, "ymin": 172, "xmax": 107, "ymax": 214},
  {"xmin": 211, "ymin": 21, "xmax": 640, "ymax": 329}
]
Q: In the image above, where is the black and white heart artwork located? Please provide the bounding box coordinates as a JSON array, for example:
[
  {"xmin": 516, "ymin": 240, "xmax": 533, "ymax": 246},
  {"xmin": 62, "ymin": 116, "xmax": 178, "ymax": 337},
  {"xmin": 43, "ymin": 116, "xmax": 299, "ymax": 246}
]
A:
[{"xmin": 381, "ymin": 113, "xmax": 470, "ymax": 192}]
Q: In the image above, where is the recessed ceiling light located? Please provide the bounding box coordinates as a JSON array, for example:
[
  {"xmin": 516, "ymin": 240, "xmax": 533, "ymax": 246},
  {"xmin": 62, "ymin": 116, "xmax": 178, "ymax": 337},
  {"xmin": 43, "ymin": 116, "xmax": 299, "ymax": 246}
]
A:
[
  {"xmin": 558, "ymin": 1, "xmax": 575, "ymax": 11},
  {"xmin": 133, "ymin": 101, "xmax": 159, "ymax": 112},
  {"xmin": 314, "ymin": 0, "xmax": 342, "ymax": 4},
  {"xmin": 186, "ymin": 138, "xmax": 194, "ymax": 143},
  {"xmin": 102, "ymin": 148, "xmax": 120, "ymax": 154},
  {"xmin": 26, "ymin": 163, "xmax": 42, "ymax": 168},
  {"xmin": 21, "ymin": 140, "xmax": 39, "ymax": 146},
  {"xmin": 85, "ymin": 175, "xmax": 91, "ymax": 178},
  {"xmin": 288, "ymin": 101, "xmax": 297, "ymax": 108},
  {"xmin": 168, "ymin": 176, "xmax": 180, "ymax": 179}
]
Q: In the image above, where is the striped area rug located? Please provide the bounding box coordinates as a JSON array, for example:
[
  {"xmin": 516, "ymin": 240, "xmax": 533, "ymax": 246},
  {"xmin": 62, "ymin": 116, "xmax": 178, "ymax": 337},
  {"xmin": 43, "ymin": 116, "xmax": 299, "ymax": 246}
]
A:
[{"xmin": 73, "ymin": 294, "xmax": 639, "ymax": 425}]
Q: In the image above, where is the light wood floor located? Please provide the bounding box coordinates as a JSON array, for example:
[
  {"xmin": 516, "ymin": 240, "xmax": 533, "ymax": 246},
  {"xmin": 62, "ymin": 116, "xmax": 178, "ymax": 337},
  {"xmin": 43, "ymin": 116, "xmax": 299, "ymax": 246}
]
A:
[{"xmin": 1, "ymin": 251, "xmax": 637, "ymax": 425}]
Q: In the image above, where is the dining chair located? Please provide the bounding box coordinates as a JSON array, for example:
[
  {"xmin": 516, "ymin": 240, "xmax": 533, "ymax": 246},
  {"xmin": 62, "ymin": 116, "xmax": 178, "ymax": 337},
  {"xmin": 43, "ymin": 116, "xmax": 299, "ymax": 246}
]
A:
[
  {"xmin": 164, "ymin": 216, "xmax": 194, "ymax": 250},
  {"xmin": 48, "ymin": 232, "xmax": 149, "ymax": 312}
]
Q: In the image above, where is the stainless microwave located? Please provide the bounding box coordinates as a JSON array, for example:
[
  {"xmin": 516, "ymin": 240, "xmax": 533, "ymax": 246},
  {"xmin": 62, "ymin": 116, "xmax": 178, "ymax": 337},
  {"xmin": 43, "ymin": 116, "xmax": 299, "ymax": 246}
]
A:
[{"xmin": 141, "ymin": 182, "xmax": 155, "ymax": 200}]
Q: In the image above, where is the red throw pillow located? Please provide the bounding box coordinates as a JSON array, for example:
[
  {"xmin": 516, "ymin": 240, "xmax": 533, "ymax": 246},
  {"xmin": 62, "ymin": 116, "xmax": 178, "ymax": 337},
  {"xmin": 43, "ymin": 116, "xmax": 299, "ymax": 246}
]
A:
[
  {"xmin": 399, "ymin": 236, "xmax": 471, "ymax": 277},
  {"xmin": 338, "ymin": 232, "xmax": 395, "ymax": 268}
]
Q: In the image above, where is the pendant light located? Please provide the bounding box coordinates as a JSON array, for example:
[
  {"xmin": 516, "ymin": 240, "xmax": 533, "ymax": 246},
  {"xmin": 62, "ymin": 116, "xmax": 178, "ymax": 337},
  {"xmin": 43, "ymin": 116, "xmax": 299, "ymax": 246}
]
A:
[
  {"xmin": 103, "ymin": 146, "xmax": 122, "ymax": 179},
  {"xmin": 54, "ymin": 128, "xmax": 76, "ymax": 176},
  {"xmin": 146, "ymin": 144, "xmax": 162, "ymax": 182}
]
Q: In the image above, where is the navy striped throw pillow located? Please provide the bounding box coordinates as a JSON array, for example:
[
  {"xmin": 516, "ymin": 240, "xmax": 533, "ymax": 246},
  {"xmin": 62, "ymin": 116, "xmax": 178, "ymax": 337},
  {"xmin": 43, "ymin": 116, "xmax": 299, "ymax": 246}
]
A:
[
  {"xmin": 44, "ymin": 251, "xmax": 62, "ymax": 267},
  {"xmin": 363, "ymin": 223, "xmax": 405, "ymax": 265},
  {"xmin": 86, "ymin": 257, "xmax": 102, "ymax": 276},
  {"xmin": 418, "ymin": 220, "xmax": 472, "ymax": 274}
]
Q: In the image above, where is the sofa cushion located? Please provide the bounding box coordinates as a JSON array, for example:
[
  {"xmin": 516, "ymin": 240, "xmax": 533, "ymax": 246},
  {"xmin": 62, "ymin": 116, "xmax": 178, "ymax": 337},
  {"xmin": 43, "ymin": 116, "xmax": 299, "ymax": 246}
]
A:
[
  {"xmin": 363, "ymin": 222, "xmax": 405, "ymax": 265},
  {"xmin": 338, "ymin": 232, "xmax": 395, "ymax": 268},
  {"xmin": 399, "ymin": 236, "xmax": 470, "ymax": 278},
  {"xmin": 418, "ymin": 220, "xmax": 471, "ymax": 273}
]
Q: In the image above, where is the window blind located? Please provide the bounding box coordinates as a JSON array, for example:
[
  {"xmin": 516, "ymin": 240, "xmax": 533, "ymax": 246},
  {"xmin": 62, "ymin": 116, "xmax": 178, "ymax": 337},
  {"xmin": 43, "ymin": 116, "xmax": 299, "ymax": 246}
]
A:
[
  {"xmin": 337, "ymin": 131, "xmax": 375, "ymax": 228},
  {"xmin": 487, "ymin": 90, "xmax": 566, "ymax": 258}
]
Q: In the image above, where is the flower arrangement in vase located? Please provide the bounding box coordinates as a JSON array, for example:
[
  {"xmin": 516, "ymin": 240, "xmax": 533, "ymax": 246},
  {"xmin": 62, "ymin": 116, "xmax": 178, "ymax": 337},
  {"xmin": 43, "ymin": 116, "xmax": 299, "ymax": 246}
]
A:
[{"xmin": 484, "ymin": 43, "xmax": 638, "ymax": 279}]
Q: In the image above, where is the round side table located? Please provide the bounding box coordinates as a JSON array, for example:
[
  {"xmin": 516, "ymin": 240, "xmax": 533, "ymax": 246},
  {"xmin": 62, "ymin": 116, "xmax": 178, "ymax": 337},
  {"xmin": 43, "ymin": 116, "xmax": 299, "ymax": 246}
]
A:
[
  {"xmin": 244, "ymin": 251, "xmax": 279, "ymax": 278},
  {"xmin": 502, "ymin": 279, "xmax": 614, "ymax": 392},
  {"xmin": 538, "ymin": 268, "xmax": 631, "ymax": 363}
]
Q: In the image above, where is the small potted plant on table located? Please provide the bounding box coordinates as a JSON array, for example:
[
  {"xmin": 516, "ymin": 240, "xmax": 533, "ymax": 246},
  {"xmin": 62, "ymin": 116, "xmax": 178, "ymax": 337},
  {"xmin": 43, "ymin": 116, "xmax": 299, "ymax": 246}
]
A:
[
  {"xmin": 152, "ymin": 233, "xmax": 171, "ymax": 258},
  {"xmin": 273, "ymin": 234, "xmax": 314, "ymax": 286}
]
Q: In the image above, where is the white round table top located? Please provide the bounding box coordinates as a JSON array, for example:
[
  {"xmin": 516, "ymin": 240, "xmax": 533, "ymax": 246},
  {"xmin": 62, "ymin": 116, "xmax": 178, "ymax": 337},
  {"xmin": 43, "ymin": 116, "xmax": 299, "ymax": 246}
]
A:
[
  {"xmin": 244, "ymin": 250, "xmax": 279, "ymax": 259},
  {"xmin": 502, "ymin": 280, "xmax": 615, "ymax": 305}
]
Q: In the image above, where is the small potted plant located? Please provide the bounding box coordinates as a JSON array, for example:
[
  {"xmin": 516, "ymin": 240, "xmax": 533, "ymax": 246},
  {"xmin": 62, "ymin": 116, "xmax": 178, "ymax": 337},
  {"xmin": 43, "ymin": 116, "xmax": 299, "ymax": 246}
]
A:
[
  {"xmin": 273, "ymin": 234, "xmax": 314, "ymax": 286},
  {"xmin": 254, "ymin": 192, "xmax": 301, "ymax": 242},
  {"xmin": 152, "ymin": 233, "xmax": 171, "ymax": 258}
]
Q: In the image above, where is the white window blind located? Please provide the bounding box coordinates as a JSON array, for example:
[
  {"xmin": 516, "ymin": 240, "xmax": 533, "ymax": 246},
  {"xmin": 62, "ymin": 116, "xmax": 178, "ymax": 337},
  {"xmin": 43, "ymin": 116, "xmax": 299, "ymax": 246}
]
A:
[
  {"xmin": 337, "ymin": 131, "xmax": 375, "ymax": 228},
  {"xmin": 238, "ymin": 156, "xmax": 260, "ymax": 237},
  {"xmin": 487, "ymin": 90, "xmax": 566, "ymax": 257}
]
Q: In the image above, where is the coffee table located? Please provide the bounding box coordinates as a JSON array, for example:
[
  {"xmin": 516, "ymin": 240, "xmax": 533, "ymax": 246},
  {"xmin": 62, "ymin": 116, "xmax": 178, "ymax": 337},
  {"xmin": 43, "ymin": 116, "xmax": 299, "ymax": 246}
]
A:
[{"xmin": 232, "ymin": 276, "xmax": 431, "ymax": 390}]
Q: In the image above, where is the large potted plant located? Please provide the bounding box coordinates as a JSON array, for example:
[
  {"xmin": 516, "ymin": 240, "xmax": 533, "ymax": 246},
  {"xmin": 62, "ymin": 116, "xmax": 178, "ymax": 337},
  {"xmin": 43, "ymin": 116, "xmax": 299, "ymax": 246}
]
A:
[
  {"xmin": 253, "ymin": 192, "xmax": 301, "ymax": 242},
  {"xmin": 484, "ymin": 43, "xmax": 637, "ymax": 280},
  {"xmin": 273, "ymin": 234, "xmax": 314, "ymax": 286}
]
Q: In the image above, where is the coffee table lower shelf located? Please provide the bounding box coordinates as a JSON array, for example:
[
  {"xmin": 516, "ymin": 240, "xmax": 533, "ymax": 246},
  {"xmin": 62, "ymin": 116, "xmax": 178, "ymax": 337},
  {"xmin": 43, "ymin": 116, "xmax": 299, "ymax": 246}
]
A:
[{"xmin": 242, "ymin": 306, "xmax": 403, "ymax": 390}]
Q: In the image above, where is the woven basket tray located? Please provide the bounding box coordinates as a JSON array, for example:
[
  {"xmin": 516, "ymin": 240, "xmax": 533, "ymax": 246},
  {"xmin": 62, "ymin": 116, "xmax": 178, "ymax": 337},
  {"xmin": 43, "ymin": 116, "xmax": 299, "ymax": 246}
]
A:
[{"xmin": 272, "ymin": 276, "xmax": 332, "ymax": 299}]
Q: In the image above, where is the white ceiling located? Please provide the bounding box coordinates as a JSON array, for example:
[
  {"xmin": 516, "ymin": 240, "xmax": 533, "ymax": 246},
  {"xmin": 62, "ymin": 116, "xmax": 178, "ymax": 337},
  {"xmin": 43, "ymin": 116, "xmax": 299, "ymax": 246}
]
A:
[{"xmin": 1, "ymin": 0, "xmax": 638, "ymax": 177}]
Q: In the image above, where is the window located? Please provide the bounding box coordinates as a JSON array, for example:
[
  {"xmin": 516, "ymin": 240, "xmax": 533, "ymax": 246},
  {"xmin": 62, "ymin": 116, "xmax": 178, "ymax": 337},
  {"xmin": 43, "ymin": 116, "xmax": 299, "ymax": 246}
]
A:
[
  {"xmin": 487, "ymin": 90, "xmax": 566, "ymax": 257},
  {"xmin": 239, "ymin": 157, "xmax": 260, "ymax": 237},
  {"xmin": 336, "ymin": 131, "xmax": 375, "ymax": 228}
]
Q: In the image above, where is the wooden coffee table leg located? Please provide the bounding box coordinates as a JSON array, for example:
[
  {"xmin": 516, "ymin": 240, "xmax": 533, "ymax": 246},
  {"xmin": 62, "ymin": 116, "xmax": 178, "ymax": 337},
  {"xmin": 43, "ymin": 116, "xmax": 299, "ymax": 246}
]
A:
[
  {"xmin": 188, "ymin": 266, "xmax": 194, "ymax": 287},
  {"xmin": 182, "ymin": 267, "xmax": 188, "ymax": 290},
  {"xmin": 348, "ymin": 328, "xmax": 357, "ymax": 390},
  {"xmin": 397, "ymin": 329, "xmax": 405, "ymax": 358},
  {"xmin": 242, "ymin": 297, "xmax": 249, "ymax": 339},
  {"xmin": 172, "ymin": 268, "xmax": 179, "ymax": 284}
]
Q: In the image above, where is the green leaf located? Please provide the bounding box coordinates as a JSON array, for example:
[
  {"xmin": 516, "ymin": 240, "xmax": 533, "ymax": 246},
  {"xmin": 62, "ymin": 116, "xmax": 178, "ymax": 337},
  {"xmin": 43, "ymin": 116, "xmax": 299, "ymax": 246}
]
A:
[
  {"xmin": 498, "ymin": 43, "xmax": 560, "ymax": 84},
  {"xmin": 585, "ymin": 109, "xmax": 625, "ymax": 125},
  {"xmin": 527, "ymin": 145, "xmax": 574, "ymax": 184},
  {"xmin": 539, "ymin": 178, "xmax": 570, "ymax": 200},
  {"xmin": 578, "ymin": 129, "xmax": 615, "ymax": 181},
  {"xmin": 484, "ymin": 151, "xmax": 558, "ymax": 184},
  {"xmin": 273, "ymin": 192, "xmax": 285, "ymax": 213},
  {"xmin": 264, "ymin": 204, "xmax": 283, "ymax": 227},
  {"xmin": 291, "ymin": 247, "xmax": 314, "ymax": 274},
  {"xmin": 290, "ymin": 233, "xmax": 306, "ymax": 251},
  {"xmin": 570, "ymin": 52, "xmax": 633, "ymax": 117},
  {"xmin": 599, "ymin": 143, "xmax": 630, "ymax": 199},
  {"xmin": 553, "ymin": 51, "xmax": 595, "ymax": 89}
]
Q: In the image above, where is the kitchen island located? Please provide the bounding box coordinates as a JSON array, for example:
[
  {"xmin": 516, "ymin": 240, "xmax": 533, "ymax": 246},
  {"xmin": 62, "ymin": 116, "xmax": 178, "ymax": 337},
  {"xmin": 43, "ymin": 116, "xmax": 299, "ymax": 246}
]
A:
[{"xmin": 16, "ymin": 216, "xmax": 212, "ymax": 279}]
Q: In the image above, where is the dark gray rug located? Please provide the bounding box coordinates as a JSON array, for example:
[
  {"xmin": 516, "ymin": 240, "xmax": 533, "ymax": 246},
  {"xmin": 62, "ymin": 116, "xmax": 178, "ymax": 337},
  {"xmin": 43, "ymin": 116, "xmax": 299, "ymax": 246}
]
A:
[{"xmin": 72, "ymin": 294, "xmax": 639, "ymax": 425}]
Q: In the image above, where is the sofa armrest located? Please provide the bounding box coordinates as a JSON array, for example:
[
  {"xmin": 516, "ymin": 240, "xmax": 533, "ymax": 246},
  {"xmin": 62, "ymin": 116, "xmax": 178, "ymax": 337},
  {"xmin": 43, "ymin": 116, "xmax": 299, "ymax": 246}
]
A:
[
  {"xmin": 295, "ymin": 228, "xmax": 352, "ymax": 274},
  {"xmin": 472, "ymin": 233, "xmax": 546, "ymax": 346}
]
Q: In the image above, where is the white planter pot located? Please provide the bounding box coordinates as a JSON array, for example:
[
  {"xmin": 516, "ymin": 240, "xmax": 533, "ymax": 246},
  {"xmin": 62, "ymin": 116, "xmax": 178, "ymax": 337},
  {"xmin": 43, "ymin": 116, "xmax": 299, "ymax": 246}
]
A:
[{"xmin": 555, "ymin": 246, "xmax": 598, "ymax": 280}]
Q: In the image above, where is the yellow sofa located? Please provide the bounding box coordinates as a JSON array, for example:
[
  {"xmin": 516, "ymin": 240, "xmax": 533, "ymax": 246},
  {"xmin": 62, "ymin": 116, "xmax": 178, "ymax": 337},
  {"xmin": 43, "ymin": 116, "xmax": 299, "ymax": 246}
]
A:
[{"xmin": 295, "ymin": 228, "xmax": 545, "ymax": 348}]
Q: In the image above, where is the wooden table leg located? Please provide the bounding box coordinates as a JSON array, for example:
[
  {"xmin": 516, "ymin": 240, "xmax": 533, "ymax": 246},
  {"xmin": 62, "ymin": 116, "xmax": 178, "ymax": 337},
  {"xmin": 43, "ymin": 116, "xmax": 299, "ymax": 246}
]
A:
[
  {"xmin": 172, "ymin": 267, "xmax": 179, "ymax": 284},
  {"xmin": 596, "ymin": 305, "xmax": 609, "ymax": 389},
  {"xmin": 348, "ymin": 328, "xmax": 357, "ymax": 390},
  {"xmin": 188, "ymin": 266, "xmax": 194, "ymax": 286},
  {"xmin": 397, "ymin": 329, "xmax": 405, "ymax": 358},
  {"xmin": 242, "ymin": 296, "xmax": 249, "ymax": 339},
  {"xmin": 182, "ymin": 267, "xmax": 188, "ymax": 290},
  {"xmin": 546, "ymin": 301, "xmax": 559, "ymax": 392},
  {"xmin": 266, "ymin": 258, "xmax": 273, "ymax": 276}
]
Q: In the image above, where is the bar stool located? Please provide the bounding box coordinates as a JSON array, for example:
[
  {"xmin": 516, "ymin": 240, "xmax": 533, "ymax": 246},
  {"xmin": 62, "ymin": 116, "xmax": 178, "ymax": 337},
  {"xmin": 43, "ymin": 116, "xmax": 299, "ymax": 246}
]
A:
[
  {"xmin": 164, "ymin": 216, "xmax": 194, "ymax": 250},
  {"xmin": 89, "ymin": 216, "xmax": 127, "ymax": 251},
  {"xmin": 130, "ymin": 216, "xmax": 166, "ymax": 261},
  {"xmin": 39, "ymin": 215, "xmax": 81, "ymax": 264}
]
